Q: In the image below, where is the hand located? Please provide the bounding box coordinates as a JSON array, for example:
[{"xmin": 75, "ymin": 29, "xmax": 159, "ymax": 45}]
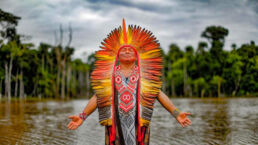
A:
[
  {"xmin": 67, "ymin": 115, "xmax": 83, "ymax": 130},
  {"xmin": 176, "ymin": 112, "xmax": 191, "ymax": 128}
]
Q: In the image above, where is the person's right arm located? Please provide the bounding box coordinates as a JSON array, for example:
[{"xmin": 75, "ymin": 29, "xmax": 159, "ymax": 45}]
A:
[{"xmin": 67, "ymin": 94, "xmax": 97, "ymax": 130}]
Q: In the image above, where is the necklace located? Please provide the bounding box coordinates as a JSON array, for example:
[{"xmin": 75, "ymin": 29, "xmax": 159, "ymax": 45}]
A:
[{"xmin": 120, "ymin": 64, "xmax": 135, "ymax": 78}]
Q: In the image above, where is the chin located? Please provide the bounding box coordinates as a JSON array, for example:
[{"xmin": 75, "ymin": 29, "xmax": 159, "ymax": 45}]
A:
[{"xmin": 120, "ymin": 59, "xmax": 135, "ymax": 63}]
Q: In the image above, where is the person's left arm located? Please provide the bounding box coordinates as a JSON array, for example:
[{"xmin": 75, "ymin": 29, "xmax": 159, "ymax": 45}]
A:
[{"xmin": 157, "ymin": 90, "xmax": 192, "ymax": 128}]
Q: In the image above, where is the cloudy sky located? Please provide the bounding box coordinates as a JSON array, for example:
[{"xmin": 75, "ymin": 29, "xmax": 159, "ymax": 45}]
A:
[{"xmin": 1, "ymin": 0, "xmax": 257, "ymax": 61}]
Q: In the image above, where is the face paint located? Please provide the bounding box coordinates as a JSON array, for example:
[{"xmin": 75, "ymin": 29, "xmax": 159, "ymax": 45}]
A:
[{"xmin": 118, "ymin": 46, "xmax": 136, "ymax": 63}]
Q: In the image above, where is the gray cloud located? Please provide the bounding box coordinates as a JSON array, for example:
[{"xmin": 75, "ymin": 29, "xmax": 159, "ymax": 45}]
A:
[{"xmin": 0, "ymin": 0, "xmax": 257, "ymax": 60}]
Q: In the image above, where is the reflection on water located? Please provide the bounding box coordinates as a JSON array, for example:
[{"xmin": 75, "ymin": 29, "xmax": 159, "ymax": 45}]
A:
[{"xmin": 0, "ymin": 98, "xmax": 257, "ymax": 145}]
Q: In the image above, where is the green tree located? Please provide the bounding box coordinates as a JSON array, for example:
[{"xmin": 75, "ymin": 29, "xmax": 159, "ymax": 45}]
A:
[
  {"xmin": 222, "ymin": 51, "xmax": 243, "ymax": 96},
  {"xmin": 210, "ymin": 75, "xmax": 224, "ymax": 97},
  {"xmin": 236, "ymin": 41, "xmax": 258, "ymax": 96},
  {"xmin": 192, "ymin": 77, "xmax": 206, "ymax": 97},
  {"xmin": 167, "ymin": 44, "xmax": 184, "ymax": 96},
  {"xmin": 201, "ymin": 26, "xmax": 229, "ymax": 76}
]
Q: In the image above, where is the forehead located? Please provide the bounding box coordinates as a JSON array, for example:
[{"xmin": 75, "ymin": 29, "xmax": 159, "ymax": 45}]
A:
[{"xmin": 120, "ymin": 46, "xmax": 134, "ymax": 51}]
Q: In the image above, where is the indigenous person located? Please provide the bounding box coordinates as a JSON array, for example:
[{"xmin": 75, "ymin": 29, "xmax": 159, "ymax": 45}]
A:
[{"xmin": 67, "ymin": 19, "xmax": 191, "ymax": 145}]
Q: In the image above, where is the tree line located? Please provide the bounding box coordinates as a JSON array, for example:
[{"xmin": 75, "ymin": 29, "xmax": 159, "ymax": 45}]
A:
[
  {"xmin": 0, "ymin": 9, "xmax": 257, "ymax": 100},
  {"xmin": 0, "ymin": 9, "xmax": 94, "ymax": 100}
]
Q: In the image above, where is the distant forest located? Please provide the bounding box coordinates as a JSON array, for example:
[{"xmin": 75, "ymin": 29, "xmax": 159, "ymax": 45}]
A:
[{"xmin": 0, "ymin": 9, "xmax": 257, "ymax": 100}]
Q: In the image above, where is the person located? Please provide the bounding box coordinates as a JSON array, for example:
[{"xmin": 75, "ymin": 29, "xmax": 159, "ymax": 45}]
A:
[{"xmin": 67, "ymin": 19, "xmax": 191, "ymax": 145}]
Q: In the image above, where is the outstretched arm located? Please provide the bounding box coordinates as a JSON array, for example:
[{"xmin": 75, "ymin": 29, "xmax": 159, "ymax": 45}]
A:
[
  {"xmin": 67, "ymin": 94, "xmax": 97, "ymax": 130},
  {"xmin": 157, "ymin": 91, "xmax": 177, "ymax": 114},
  {"xmin": 80, "ymin": 94, "xmax": 97, "ymax": 116},
  {"xmin": 157, "ymin": 90, "xmax": 192, "ymax": 128}
]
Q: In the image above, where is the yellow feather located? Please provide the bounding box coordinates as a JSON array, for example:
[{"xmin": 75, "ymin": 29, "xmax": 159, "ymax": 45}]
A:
[
  {"xmin": 127, "ymin": 27, "xmax": 132, "ymax": 44},
  {"xmin": 96, "ymin": 54, "xmax": 115, "ymax": 60},
  {"xmin": 119, "ymin": 29, "xmax": 125, "ymax": 45},
  {"xmin": 139, "ymin": 49, "xmax": 161, "ymax": 59}
]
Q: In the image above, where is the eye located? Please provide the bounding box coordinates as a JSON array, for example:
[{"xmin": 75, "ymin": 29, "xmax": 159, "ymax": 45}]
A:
[{"xmin": 120, "ymin": 48, "xmax": 127, "ymax": 52}]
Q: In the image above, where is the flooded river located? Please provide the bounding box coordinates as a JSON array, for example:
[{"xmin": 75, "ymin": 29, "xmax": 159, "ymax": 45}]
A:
[{"xmin": 0, "ymin": 98, "xmax": 257, "ymax": 145}]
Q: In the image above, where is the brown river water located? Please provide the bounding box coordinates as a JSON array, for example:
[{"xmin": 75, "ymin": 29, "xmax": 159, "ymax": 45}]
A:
[{"xmin": 0, "ymin": 98, "xmax": 257, "ymax": 145}]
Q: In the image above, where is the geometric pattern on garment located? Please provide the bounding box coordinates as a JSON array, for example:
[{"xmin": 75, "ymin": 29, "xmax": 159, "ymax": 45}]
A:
[
  {"xmin": 115, "ymin": 65, "xmax": 138, "ymax": 114},
  {"xmin": 115, "ymin": 65, "xmax": 138, "ymax": 145}
]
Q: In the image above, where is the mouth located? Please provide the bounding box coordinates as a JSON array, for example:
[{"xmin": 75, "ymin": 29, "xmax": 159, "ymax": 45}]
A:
[{"xmin": 121, "ymin": 54, "xmax": 133, "ymax": 57}]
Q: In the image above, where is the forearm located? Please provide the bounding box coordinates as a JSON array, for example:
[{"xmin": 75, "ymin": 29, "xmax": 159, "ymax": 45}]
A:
[
  {"xmin": 157, "ymin": 90, "xmax": 178, "ymax": 114},
  {"xmin": 81, "ymin": 94, "xmax": 97, "ymax": 116}
]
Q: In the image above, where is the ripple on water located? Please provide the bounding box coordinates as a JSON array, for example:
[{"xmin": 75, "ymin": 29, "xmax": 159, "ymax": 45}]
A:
[{"xmin": 0, "ymin": 98, "xmax": 257, "ymax": 145}]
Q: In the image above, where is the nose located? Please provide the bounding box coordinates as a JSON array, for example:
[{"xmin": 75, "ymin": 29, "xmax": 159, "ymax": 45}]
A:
[{"xmin": 125, "ymin": 48, "xmax": 130, "ymax": 53}]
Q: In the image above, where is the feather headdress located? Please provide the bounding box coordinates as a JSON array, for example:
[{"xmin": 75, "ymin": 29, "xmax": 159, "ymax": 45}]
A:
[{"xmin": 91, "ymin": 19, "xmax": 162, "ymax": 108}]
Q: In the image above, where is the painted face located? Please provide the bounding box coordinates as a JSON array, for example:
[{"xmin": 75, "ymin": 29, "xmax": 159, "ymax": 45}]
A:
[{"xmin": 118, "ymin": 46, "xmax": 136, "ymax": 63}]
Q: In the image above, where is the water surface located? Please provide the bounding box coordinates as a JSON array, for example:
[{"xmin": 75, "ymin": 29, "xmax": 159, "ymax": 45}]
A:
[{"xmin": 0, "ymin": 98, "xmax": 257, "ymax": 145}]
